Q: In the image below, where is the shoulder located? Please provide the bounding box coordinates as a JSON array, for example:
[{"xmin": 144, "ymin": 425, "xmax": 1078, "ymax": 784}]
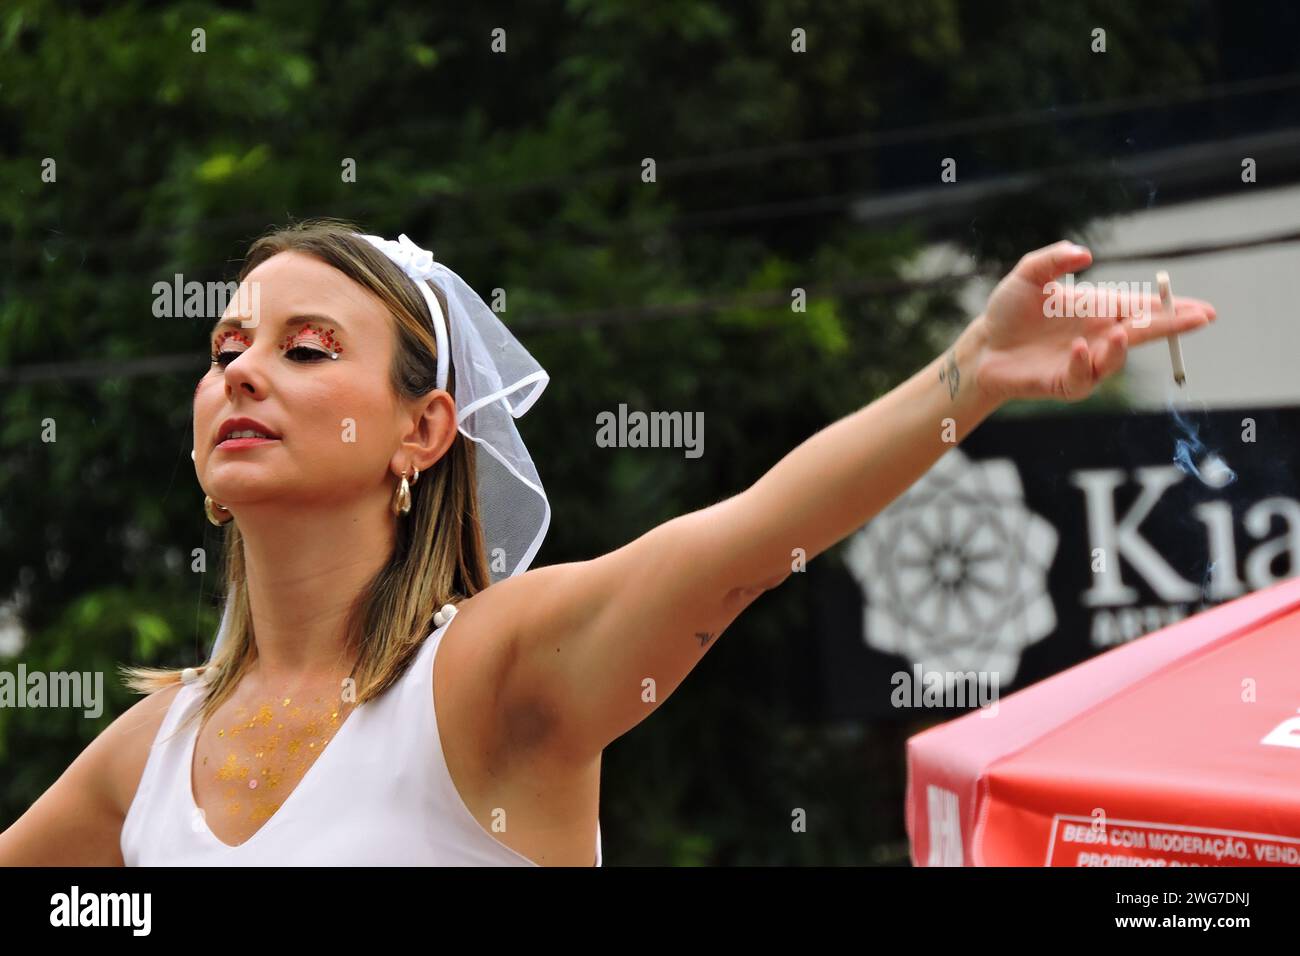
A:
[
  {"xmin": 432, "ymin": 570, "xmax": 580, "ymax": 779},
  {"xmin": 0, "ymin": 681, "xmax": 186, "ymax": 865},
  {"xmin": 432, "ymin": 583, "xmax": 525, "ymax": 733},
  {"xmin": 433, "ymin": 567, "xmax": 572, "ymax": 694},
  {"xmin": 433, "ymin": 565, "xmax": 584, "ymax": 727},
  {"xmin": 102, "ymin": 682, "xmax": 188, "ymax": 816}
]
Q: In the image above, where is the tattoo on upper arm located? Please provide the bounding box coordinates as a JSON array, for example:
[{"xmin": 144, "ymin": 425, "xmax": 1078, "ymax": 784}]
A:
[
  {"xmin": 939, "ymin": 349, "xmax": 960, "ymax": 400},
  {"xmin": 695, "ymin": 632, "xmax": 715, "ymax": 648}
]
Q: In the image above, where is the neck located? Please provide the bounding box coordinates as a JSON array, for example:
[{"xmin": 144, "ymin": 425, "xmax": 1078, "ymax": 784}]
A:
[{"xmin": 231, "ymin": 496, "xmax": 397, "ymax": 682}]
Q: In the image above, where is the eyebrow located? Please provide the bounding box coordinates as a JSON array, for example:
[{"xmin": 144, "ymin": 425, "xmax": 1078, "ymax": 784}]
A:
[{"xmin": 209, "ymin": 313, "xmax": 347, "ymax": 341}]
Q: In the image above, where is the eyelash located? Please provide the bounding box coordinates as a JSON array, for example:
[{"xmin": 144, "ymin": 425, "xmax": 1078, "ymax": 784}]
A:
[
  {"xmin": 211, "ymin": 345, "xmax": 331, "ymax": 367},
  {"xmin": 210, "ymin": 335, "xmax": 340, "ymax": 368}
]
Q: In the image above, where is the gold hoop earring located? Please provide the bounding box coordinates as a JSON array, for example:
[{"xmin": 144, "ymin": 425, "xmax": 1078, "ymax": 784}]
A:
[
  {"xmin": 204, "ymin": 495, "xmax": 233, "ymax": 526},
  {"xmin": 392, "ymin": 468, "xmax": 412, "ymax": 516}
]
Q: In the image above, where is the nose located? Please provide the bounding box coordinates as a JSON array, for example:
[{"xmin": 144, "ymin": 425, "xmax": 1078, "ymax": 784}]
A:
[{"xmin": 222, "ymin": 344, "xmax": 268, "ymax": 399}]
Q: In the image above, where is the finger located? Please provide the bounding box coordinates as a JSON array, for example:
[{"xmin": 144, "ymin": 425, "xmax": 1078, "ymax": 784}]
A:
[
  {"xmin": 1094, "ymin": 285, "xmax": 1216, "ymax": 328},
  {"xmin": 1092, "ymin": 324, "xmax": 1129, "ymax": 381},
  {"xmin": 1183, "ymin": 297, "xmax": 1218, "ymax": 322},
  {"xmin": 1015, "ymin": 239, "xmax": 1094, "ymax": 289},
  {"xmin": 1059, "ymin": 336, "xmax": 1093, "ymax": 400},
  {"xmin": 1127, "ymin": 297, "xmax": 1215, "ymax": 346}
]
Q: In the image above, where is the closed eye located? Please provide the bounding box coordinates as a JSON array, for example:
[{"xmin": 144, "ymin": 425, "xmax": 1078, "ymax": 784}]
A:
[{"xmin": 212, "ymin": 345, "xmax": 333, "ymax": 368}]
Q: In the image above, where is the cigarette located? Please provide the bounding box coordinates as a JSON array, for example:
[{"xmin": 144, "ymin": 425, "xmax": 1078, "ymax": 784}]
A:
[{"xmin": 1157, "ymin": 270, "xmax": 1186, "ymax": 386}]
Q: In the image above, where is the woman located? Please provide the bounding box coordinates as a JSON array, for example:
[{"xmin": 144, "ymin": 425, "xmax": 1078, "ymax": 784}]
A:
[{"xmin": 0, "ymin": 221, "xmax": 1216, "ymax": 866}]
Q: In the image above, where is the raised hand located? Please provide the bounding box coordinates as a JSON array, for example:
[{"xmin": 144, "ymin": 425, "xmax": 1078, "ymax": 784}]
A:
[{"xmin": 969, "ymin": 240, "xmax": 1218, "ymax": 404}]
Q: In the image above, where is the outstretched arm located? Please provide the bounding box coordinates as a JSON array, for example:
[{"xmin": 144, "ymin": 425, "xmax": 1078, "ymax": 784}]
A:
[{"xmin": 493, "ymin": 241, "xmax": 1217, "ymax": 764}]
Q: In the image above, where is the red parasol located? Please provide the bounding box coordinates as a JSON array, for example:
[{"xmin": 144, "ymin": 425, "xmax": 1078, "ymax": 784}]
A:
[{"xmin": 906, "ymin": 576, "xmax": 1300, "ymax": 866}]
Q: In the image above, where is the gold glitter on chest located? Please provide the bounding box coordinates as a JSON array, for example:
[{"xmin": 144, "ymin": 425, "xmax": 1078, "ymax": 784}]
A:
[{"xmin": 198, "ymin": 691, "xmax": 351, "ymax": 838}]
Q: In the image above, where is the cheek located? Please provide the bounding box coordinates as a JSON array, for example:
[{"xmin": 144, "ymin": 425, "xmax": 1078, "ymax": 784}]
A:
[
  {"xmin": 192, "ymin": 375, "xmax": 215, "ymax": 429},
  {"xmin": 296, "ymin": 383, "xmax": 396, "ymax": 463}
]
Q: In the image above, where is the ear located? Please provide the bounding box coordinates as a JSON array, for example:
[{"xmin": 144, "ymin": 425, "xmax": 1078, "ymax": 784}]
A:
[{"xmin": 390, "ymin": 389, "xmax": 457, "ymax": 476}]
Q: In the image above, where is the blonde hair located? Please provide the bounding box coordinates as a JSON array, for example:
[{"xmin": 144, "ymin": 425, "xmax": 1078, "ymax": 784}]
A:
[{"xmin": 120, "ymin": 218, "xmax": 492, "ymax": 729}]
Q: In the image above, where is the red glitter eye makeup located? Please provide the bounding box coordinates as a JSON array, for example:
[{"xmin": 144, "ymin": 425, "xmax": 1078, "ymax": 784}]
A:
[
  {"xmin": 279, "ymin": 323, "xmax": 344, "ymax": 359},
  {"xmin": 208, "ymin": 323, "xmax": 345, "ymax": 368},
  {"xmin": 211, "ymin": 329, "xmax": 252, "ymax": 365}
]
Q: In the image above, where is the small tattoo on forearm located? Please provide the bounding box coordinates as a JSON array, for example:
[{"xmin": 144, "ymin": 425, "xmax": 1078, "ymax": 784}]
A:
[
  {"xmin": 695, "ymin": 631, "xmax": 715, "ymax": 648},
  {"xmin": 939, "ymin": 350, "xmax": 960, "ymax": 400}
]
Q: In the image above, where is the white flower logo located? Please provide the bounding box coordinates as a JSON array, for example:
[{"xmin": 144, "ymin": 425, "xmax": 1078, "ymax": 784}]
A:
[{"xmin": 844, "ymin": 449, "xmax": 1057, "ymax": 681}]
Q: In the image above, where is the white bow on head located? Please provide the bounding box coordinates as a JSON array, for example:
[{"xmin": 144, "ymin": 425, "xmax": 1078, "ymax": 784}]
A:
[{"xmin": 369, "ymin": 233, "xmax": 438, "ymax": 280}]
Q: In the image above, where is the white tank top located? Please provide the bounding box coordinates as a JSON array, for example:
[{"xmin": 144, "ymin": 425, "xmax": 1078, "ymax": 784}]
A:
[{"xmin": 120, "ymin": 616, "xmax": 602, "ymax": 866}]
